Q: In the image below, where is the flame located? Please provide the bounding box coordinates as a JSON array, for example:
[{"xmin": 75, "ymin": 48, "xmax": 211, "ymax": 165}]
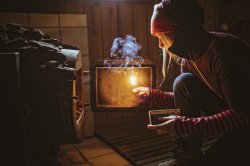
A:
[{"xmin": 130, "ymin": 75, "xmax": 137, "ymax": 86}]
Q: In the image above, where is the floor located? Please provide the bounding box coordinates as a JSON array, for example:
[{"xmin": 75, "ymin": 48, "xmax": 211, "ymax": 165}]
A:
[
  {"xmin": 59, "ymin": 137, "xmax": 132, "ymax": 166},
  {"xmin": 58, "ymin": 113, "xmax": 220, "ymax": 166},
  {"xmin": 93, "ymin": 116, "xmax": 221, "ymax": 166}
]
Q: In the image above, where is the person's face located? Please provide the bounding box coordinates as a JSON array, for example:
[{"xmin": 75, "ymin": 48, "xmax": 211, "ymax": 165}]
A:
[
  {"xmin": 156, "ymin": 32, "xmax": 180, "ymax": 60},
  {"xmin": 155, "ymin": 32, "xmax": 175, "ymax": 49}
]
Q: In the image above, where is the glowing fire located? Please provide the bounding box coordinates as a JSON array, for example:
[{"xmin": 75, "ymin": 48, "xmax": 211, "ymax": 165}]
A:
[{"xmin": 130, "ymin": 75, "xmax": 137, "ymax": 86}]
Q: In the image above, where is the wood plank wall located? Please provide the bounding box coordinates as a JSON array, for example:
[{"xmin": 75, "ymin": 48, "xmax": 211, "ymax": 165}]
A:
[
  {"xmin": 217, "ymin": 0, "xmax": 250, "ymax": 44},
  {"xmin": 86, "ymin": 0, "xmax": 250, "ymax": 66},
  {"xmin": 1, "ymin": 0, "xmax": 250, "ymax": 43},
  {"xmin": 2, "ymin": 0, "xmax": 249, "ymax": 63},
  {"xmin": 86, "ymin": 0, "xmax": 159, "ymax": 67},
  {"xmin": 0, "ymin": 0, "xmax": 86, "ymax": 13},
  {"xmin": 198, "ymin": 0, "xmax": 250, "ymax": 44}
]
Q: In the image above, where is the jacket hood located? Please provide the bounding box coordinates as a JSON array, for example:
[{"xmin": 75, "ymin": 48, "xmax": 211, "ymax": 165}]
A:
[{"xmin": 158, "ymin": 0, "xmax": 210, "ymax": 59}]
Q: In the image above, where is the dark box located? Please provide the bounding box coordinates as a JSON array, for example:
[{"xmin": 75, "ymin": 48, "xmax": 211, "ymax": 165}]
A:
[
  {"xmin": 149, "ymin": 109, "xmax": 180, "ymax": 125},
  {"xmin": 91, "ymin": 60, "xmax": 156, "ymax": 111}
]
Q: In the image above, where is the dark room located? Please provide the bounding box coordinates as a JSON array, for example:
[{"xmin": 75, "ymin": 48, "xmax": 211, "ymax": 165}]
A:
[{"xmin": 1, "ymin": 0, "xmax": 250, "ymax": 166}]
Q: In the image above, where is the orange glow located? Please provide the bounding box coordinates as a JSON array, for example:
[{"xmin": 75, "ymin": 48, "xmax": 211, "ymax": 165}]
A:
[
  {"xmin": 130, "ymin": 75, "xmax": 137, "ymax": 86},
  {"xmin": 96, "ymin": 67, "xmax": 153, "ymax": 108}
]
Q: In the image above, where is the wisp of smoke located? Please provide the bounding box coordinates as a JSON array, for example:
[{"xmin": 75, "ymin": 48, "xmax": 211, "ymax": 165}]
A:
[{"xmin": 104, "ymin": 35, "xmax": 144, "ymax": 67}]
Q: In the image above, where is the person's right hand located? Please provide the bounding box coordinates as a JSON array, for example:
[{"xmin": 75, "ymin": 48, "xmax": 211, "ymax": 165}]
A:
[
  {"xmin": 147, "ymin": 115, "xmax": 177, "ymax": 137},
  {"xmin": 132, "ymin": 87, "xmax": 150, "ymax": 103}
]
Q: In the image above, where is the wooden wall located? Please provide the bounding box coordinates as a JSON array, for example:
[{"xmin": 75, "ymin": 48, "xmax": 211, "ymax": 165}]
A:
[
  {"xmin": 86, "ymin": 0, "xmax": 250, "ymax": 67},
  {"xmin": 0, "ymin": 0, "xmax": 86, "ymax": 13},
  {"xmin": 1, "ymin": 0, "xmax": 250, "ymax": 62},
  {"xmin": 85, "ymin": 0, "xmax": 165, "ymax": 94},
  {"xmin": 198, "ymin": 0, "xmax": 250, "ymax": 43},
  {"xmin": 218, "ymin": 0, "xmax": 250, "ymax": 44},
  {"xmin": 85, "ymin": 0, "xmax": 159, "ymax": 67},
  {"xmin": 1, "ymin": 0, "xmax": 250, "ymax": 41}
]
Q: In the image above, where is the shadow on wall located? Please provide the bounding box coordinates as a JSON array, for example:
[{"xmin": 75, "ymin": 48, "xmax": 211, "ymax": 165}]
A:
[
  {"xmin": 234, "ymin": 20, "xmax": 250, "ymax": 44},
  {"xmin": 219, "ymin": 19, "xmax": 250, "ymax": 44}
]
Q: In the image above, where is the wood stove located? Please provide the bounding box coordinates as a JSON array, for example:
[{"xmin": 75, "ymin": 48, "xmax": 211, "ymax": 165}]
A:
[
  {"xmin": 22, "ymin": 48, "xmax": 84, "ymax": 145},
  {"xmin": 0, "ymin": 23, "xmax": 86, "ymax": 165}
]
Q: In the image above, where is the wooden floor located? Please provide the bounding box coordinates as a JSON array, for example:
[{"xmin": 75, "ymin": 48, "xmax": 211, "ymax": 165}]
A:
[
  {"xmin": 95, "ymin": 114, "xmax": 220, "ymax": 166},
  {"xmin": 59, "ymin": 137, "xmax": 132, "ymax": 166}
]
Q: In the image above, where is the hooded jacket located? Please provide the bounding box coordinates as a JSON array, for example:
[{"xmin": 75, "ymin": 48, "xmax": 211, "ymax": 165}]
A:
[{"xmin": 147, "ymin": 0, "xmax": 250, "ymax": 136}]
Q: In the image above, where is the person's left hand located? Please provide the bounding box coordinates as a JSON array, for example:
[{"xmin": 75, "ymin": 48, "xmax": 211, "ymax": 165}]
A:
[{"xmin": 147, "ymin": 115, "xmax": 177, "ymax": 137}]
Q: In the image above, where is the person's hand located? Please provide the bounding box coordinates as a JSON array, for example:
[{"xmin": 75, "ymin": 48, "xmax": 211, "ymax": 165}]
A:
[
  {"xmin": 132, "ymin": 87, "xmax": 150, "ymax": 103},
  {"xmin": 147, "ymin": 115, "xmax": 177, "ymax": 137}
]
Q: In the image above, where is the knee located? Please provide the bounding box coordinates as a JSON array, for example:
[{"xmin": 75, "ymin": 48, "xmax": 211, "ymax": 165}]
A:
[{"xmin": 173, "ymin": 73, "xmax": 197, "ymax": 94}]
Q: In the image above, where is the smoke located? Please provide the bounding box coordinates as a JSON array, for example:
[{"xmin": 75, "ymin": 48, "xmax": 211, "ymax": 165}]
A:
[{"xmin": 104, "ymin": 35, "xmax": 144, "ymax": 67}]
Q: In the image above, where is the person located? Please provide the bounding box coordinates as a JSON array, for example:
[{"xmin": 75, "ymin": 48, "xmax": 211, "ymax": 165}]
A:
[{"xmin": 132, "ymin": 0, "xmax": 250, "ymax": 165}]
